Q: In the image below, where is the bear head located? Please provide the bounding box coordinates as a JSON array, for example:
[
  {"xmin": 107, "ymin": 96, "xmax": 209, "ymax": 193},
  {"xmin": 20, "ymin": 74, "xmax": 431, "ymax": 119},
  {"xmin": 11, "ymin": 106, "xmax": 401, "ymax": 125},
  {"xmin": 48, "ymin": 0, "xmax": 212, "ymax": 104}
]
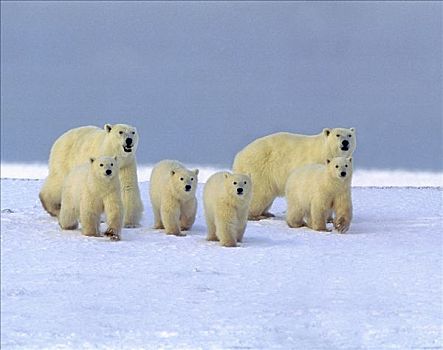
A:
[
  {"xmin": 323, "ymin": 127, "xmax": 356, "ymax": 157},
  {"xmin": 326, "ymin": 157, "xmax": 353, "ymax": 182},
  {"xmin": 170, "ymin": 167, "xmax": 199, "ymax": 198},
  {"xmin": 90, "ymin": 156, "xmax": 119, "ymax": 181},
  {"xmin": 223, "ymin": 172, "xmax": 252, "ymax": 200},
  {"xmin": 103, "ymin": 124, "xmax": 139, "ymax": 159}
]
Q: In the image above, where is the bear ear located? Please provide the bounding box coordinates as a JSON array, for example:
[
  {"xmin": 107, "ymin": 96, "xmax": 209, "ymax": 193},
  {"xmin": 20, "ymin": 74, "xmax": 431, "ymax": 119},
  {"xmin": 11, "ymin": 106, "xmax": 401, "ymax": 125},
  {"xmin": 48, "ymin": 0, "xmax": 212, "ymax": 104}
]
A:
[
  {"xmin": 194, "ymin": 169, "xmax": 199, "ymax": 176},
  {"xmin": 104, "ymin": 124, "xmax": 112, "ymax": 133},
  {"xmin": 348, "ymin": 157, "xmax": 352, "ymax": 163},
  {"xmin": 323, "ymin": 128, "xmax": 331, "ymax": 137},
  {"xmin": 350, "ymin": 127, "xmax": 356, "ymax": 133},
  {"xmin": 90, "ymin": 157, "xmax": 95, "ymax": 164},
  {"xmin": 114, "ymin": 156, "xmax": 118, "ymax": 161},
  {"xmin": 326, "ymin": 159, "xmax": 331, "ymax": 164},
  {"xmin": 170, "ymin": 170, "xmax": 175, "ymax": 176},
  {"xmin": 224, "ymin": 173, "xmax": 229, "ymax": 179}
]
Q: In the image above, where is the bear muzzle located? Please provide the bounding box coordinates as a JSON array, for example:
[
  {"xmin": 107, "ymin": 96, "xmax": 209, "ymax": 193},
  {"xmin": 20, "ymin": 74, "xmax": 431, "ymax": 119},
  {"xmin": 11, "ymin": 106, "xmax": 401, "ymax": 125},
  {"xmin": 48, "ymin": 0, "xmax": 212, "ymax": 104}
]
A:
[
  {"xmin": 340, "ymin": 140, "xmax": 349, "ymax": 151},
  {"xmin": 123, "ymin": 138, "xmax": 134, "ymax": 152},
  {"xmin": 123, "ymin": 145, "xmax": 133, "ymax": 153}
]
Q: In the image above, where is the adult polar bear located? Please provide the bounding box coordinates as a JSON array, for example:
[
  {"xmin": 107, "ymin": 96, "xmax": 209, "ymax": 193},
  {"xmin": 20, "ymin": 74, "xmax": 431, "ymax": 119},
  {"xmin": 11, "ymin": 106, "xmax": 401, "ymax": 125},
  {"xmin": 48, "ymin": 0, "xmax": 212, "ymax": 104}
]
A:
[
  {"xmin": 232, "ymin": 128, "xmax": 356, "ymax": 220},
  {"xmin": 39, "ymin": 124, "xmax": 143, "ymax": 227}
]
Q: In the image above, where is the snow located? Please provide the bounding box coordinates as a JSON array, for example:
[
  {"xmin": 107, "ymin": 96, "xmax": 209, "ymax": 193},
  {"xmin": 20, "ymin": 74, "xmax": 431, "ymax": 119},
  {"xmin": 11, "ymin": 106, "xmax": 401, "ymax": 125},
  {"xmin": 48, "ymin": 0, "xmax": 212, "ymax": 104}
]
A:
[{"xmin": 1, "ymin": 171, "xmax": 442, "ymax": 349}]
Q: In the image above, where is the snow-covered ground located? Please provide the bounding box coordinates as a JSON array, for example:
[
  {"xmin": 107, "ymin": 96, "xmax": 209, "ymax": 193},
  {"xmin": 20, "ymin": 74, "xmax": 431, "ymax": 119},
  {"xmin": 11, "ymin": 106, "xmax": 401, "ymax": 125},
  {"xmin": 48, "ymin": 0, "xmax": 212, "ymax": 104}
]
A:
[{"xmin": 1, "ymin": 165, "xmax": 442, "ymax": 349}]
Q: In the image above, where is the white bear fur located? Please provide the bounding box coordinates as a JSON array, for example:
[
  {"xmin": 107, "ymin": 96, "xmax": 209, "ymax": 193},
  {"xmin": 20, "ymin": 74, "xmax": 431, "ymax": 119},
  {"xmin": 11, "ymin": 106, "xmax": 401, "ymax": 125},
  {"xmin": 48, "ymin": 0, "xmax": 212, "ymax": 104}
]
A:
[
  {"xmin": 285, "ymin": 157, "xmax": 353, "ymax": 233},
  {"xmin": 203, "ymin": 172, "xmax": 252, "ymax": 247},
  {"xmin": 58, "ymin": 156, "xmax": 123, "ymax": 240},
  {"xmin": 39, "ymin": 124, "xmax": 143, "ymax": 227},
  {"xmin": 232, "ymin": 127, "xmax": 356, "ymax": 220},
  {"xmin": 149, "ymin": 160, "xmax": 199, "ymax": 236}
]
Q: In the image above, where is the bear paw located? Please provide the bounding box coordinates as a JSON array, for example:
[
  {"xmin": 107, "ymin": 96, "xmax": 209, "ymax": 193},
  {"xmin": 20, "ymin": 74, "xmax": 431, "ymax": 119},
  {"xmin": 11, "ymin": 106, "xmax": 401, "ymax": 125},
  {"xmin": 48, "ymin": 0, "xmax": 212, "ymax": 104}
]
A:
[
  {"xmin": 165, "ymin": 230, "xmax": 186, "ymax": 237},
  {"xmin": 82, "ymin": 230, "xmax": 101, "ymax": 237},
  {"xmin": 153, "ymin": 223, "xmax": 164, "ymax": 230},
  {"xmin": 334, "ymin": 217, "xmax": 350, "ymax": 233},
  {"xmin": 206, "ymin": 233, "xmax": 218, "ymax": 241},
  {"xmin": 104, "ymin": 228, "xmax": 121, "ymax": 241},
  {"xmin": 220, "ymin": 240, "xmax": 237, "ymax": 248}
]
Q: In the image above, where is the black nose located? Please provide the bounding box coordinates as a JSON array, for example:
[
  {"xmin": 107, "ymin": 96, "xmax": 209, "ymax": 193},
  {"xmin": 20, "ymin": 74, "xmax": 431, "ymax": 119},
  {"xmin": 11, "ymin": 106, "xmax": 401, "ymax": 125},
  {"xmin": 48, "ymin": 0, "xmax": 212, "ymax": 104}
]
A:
[
  {"xmin": 237, "ymin": 188, "xmax": 243, "ymax": 194},
  {"xmin": 106, "ymin": 169, "xmax": 112, "ymax": 175},
  {"xmin": 126, "ymin": 138, "xmax": 133, "ymax": 146},
  {"xmin": 340, "ymin": 171, "xmax": 346, "ymax": 177},
  {"xmin": 185, "ymin": 185, "xmax": 191, "ymax": 191},
  {"xmin": 342, "ymin": 140, "xmax": 349, "ymax": 147}
]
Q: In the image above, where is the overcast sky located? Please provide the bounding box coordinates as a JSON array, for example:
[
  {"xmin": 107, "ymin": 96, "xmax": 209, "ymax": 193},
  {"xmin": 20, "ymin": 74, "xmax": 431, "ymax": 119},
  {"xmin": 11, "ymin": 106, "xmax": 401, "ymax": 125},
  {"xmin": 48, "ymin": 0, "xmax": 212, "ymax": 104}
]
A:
[{"xmin": 1, "ymin": 1, "xmax": 442, "ymax": 170}]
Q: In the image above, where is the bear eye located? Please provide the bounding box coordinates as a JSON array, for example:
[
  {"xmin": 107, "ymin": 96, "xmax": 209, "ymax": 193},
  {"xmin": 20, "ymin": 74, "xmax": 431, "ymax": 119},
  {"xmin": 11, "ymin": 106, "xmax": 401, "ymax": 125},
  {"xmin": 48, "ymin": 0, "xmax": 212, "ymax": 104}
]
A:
[
  {"xmin": 335, "ymin": 165, "xmax": 339, "ymax": 168},
  {"xmin": 131, "ymin": 131, "xmax": 135, "ymax": 135},
  {"xmin": 336, "ymin": 134, "xmax": 340, "ymax": 137},
  {"xmin": 233, "ymin": 181, "xmax": 237, "ymax": 185},
  {"xmin": 100, "ymin": 164, "xmax": 103, "ymax": 167},
  {"xmin": 244, "ymin": 181, "xmax": 247, "ymax": 184},
  {"xmin": 348, "ymin": 134, "xmax": 352, "ymax": 137},
  {"xmin": 180, "ymin": 177, "xmax": 184, "ymax": 181},
  {"xmin": 111, "ymin": 163, "xmax": 113, "ymax": 166},
  {"xmin": 119, "ymin": 131, "xmax": 123, "ymax": 135},
  {"xmin": 191, "ymin": 177, "xmax": 194, "ymax": 181},
  {"xmin": 345, "ymin": 165, "xmax": 348, "ymax": 167}
]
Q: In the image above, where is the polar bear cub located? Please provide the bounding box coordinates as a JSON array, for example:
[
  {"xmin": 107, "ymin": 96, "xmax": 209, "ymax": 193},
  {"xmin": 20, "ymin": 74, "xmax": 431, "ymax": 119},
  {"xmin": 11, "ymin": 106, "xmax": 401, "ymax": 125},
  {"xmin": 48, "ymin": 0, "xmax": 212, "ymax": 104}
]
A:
[
  {"xmin": 233, "ymin": 127, "xmax": 356, "ymax": 220},
  {"xmin": 58, "ymin": 156, "xmax": 123, "ymax": 241},
  {"xmin": 149, "ymin": 160, "xmax": 199, "ymax": 236},
  {"xmin": 285, "ymin": 157, "xmax": 353, "ymax": 233},
  {"xmin": 39, "ymin": 124, "xmax": 143, "ymax": 228},
  {"xmin": 203, "ymin": 172, "xmax": 252, "ymax": 247}
]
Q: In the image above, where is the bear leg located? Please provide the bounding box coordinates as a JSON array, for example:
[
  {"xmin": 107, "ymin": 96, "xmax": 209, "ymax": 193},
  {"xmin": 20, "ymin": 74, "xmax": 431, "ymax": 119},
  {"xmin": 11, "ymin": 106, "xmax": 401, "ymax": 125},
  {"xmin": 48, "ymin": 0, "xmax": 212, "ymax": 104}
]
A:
[
  {"xmin": 306, "ymin": 200, "xmax": 330, "ymax": 232},
  {"xmin": 214, "ymin": 217, "xmax": 237, "ymax": 247},
  {"xmin": 333, "ymin": 194, "xmax": 352, "ymax": 233},
  {"xmin": 119, "ymin": 164, "xmax": 143, "ymax": 228},
  {"xmin": 205, "ymin": 211, "xmax": 218, "ymax": 241},
  {"xmin": 58, "ymin": 205, "xmax": 78, "ymax": 230},
  {"xmin": 80, "ymin": 210, "xmax": 100, "ymax": 237},
  {"xmin": 236, "ymin": 222, "xmax": 247, "ymax": 243},
  {"xmin": 103, "ymin": 195, "xmax": 123, "ymax": 240},
  {"xmin": 286, "ymin": 205, "xmax": 304, "ymax": 228},
  {"xmin": 248, "ymin": 192, "xmax": 275, "ymax": 220},
  {"xmin": 326, "ymin": 209, "xmax": 334, "ymax": 223},
  {"xmin": 161, "ymin": 204, "xmax": 184, "ymax": 236},
  {"xmin": 152, "ymin": 206, "xmax": 164, "ymax": 229},
  {"xmin": 180, "ymin": 215, "xmax": 193, "ymax": 231},
  {"xmin": 39, "ymin": 175, "xmax": 63, "ymax": 217},
  {"xmin": 309, "ymin": 209, "xmax": 330, "ymax": 232},
  {"xmin": 180, "ymin": 199, "xmax": 197, "ymax": 231}
]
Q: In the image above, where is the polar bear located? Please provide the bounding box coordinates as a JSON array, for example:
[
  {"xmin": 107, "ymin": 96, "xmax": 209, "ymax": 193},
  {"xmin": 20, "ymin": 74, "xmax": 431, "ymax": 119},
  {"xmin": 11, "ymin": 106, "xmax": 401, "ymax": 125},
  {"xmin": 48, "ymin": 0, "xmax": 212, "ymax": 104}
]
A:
[
  {"xmin": 149, "ymin": 160, "xmax": 199, "ymax": 236},
  {"xmin": 232, "ymin": 127, "xmax": 356, "ymax": 220},
  {"xmin": 39, "ymin": 124, "xmax": 143, "ymax": 227},
  {"xmin": 58, "ymin": 156, "xmax": 123, "ymax": 240},
  {"xmin": 285, "ymin": 157, "xmax": 353, "ymax": 233},
  {"xmin": 203, "ymin": 172, "xmax": 252, "ymax": 247}
]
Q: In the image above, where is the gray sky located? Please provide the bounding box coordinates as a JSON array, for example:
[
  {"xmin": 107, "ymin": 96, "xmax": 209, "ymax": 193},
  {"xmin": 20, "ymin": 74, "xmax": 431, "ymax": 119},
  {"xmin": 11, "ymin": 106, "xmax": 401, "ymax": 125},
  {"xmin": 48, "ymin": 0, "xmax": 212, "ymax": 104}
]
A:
[{"xmin": 1, "ymin": 1, "xmax": 442, "ymax": 170}]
